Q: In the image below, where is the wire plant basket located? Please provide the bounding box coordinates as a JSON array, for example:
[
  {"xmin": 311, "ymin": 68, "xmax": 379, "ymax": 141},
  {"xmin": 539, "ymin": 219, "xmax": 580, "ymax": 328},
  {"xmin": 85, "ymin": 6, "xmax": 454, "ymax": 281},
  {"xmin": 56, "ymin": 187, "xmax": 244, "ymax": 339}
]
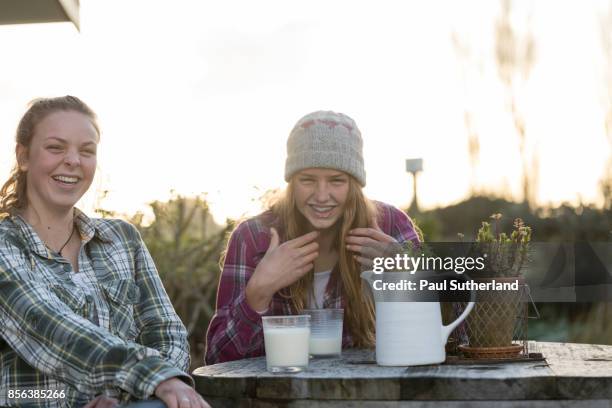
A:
[{"xmin": 444, "ymin": 278, "xmax": 537, "ymax": 361}]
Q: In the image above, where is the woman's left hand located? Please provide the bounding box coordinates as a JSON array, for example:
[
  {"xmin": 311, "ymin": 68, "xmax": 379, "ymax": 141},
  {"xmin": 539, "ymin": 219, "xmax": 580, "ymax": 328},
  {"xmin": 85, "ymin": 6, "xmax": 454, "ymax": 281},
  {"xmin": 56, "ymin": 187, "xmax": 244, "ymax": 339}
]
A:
[
  {"xmin": 154, "ymin": 377, "xmax": 210, "ymax": 408},
  {"xmin": 345, "ymin": 218, "xmax": 400, "ymax": 268},
  {"xmin": 82, "ymin": 395, "xmax": 120, "ymax": 408}
]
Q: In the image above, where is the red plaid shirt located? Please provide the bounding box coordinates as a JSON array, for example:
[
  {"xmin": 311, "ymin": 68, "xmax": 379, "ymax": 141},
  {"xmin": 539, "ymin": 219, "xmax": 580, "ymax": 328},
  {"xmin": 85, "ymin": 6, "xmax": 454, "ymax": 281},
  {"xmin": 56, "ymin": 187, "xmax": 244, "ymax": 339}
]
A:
[{"xmin": 205, "ymin": 201, "xmax": 419, "ymax": 364}]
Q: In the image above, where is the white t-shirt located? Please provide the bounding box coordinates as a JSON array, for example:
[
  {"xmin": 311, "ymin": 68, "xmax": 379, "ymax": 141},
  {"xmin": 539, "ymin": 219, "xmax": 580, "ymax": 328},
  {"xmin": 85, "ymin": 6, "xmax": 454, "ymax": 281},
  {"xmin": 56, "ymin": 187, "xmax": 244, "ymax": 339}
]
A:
[
  {"xmin": 308, "ymin": 269, "xmax": 332, "ymax": 309},
  {"xmin": 256, "ymin": 269, "xmax": 333, "ymax": 314}
]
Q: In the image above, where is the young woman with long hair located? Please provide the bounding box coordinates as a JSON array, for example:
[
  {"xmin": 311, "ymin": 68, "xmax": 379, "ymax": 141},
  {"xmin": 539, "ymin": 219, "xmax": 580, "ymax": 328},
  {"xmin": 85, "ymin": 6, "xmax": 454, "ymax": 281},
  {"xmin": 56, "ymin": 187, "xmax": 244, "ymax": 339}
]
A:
[
  {"xmin": 0, "ymin": 96, "xmax": 209, "ymax": 408},
  {"xmin": 205, "ymin": 110, "xmax": 420, "ymax": 364}
]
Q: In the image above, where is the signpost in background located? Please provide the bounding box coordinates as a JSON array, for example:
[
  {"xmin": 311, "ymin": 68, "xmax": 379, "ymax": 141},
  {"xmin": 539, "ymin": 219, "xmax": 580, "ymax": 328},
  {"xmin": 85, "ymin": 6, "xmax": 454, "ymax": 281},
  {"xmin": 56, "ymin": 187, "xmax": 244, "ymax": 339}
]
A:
[{"xmin": 406, "ymin": 158, "xmax": 423, "ymax": 214}]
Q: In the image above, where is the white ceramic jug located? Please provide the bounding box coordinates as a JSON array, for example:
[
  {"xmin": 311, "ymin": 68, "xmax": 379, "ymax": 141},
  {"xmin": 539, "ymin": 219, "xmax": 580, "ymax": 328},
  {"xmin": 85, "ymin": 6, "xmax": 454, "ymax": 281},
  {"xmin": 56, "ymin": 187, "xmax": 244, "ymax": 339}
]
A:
[{"xmin": 361, "ymin": 271, "xmax": 475, "ymax": 366}]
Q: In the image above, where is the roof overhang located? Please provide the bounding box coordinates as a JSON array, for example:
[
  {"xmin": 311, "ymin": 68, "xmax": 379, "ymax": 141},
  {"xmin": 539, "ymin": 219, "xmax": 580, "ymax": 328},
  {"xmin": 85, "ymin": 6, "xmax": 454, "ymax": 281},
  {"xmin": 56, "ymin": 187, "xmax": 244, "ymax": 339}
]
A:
[{"xmin": 0, "ymin": 0, "xmax": 79, "ymax": 30}]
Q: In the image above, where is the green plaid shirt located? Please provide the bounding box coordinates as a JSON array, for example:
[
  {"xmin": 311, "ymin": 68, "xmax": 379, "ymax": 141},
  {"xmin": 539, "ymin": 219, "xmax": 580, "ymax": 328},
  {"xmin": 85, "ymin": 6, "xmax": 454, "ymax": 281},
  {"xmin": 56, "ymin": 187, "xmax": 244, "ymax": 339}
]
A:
[{"xmin": 0, "ymin": 210, "xmax": 192, "ymax": 407}]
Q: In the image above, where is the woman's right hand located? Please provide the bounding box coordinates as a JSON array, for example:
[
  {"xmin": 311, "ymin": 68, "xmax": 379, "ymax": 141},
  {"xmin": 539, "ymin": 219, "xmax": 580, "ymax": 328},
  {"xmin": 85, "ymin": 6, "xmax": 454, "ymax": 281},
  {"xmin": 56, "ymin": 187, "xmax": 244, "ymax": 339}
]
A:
[{"xmin": 246, "ymin": 228, "xmax": 319, "ymax": 311}]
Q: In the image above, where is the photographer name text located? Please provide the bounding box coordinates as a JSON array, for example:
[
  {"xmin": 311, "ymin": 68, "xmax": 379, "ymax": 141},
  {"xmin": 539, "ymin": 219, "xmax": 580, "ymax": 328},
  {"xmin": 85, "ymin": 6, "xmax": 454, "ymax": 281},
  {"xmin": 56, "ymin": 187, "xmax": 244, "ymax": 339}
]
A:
[{"xmin": 372, "ymin": 278, "xmax": 519, "ymax": 292}]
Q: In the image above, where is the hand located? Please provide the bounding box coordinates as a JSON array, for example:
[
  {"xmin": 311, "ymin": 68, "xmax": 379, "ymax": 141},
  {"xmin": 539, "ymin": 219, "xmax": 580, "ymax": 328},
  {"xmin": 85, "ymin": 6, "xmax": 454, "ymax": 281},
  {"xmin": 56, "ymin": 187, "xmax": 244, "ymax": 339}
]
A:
[
  {"xmin": 346, "ymin": 217, "xmax": 400, "ymax": 268},
  {"xmin": 154, "ymin": 377, "xmax": 210, "ymax": 408},
  {"xmin": 246, "ymin": 228, "xmax": 319, "ymax": 311},
  {"xmin": 83, "ymin": 395, "xmax": 120, "ymax": 408}
]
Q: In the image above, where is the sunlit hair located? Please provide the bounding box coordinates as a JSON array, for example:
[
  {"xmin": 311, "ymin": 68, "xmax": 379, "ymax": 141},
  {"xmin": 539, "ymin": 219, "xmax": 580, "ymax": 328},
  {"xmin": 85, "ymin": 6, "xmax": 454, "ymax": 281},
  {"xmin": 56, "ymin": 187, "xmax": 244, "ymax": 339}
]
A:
[
  {"xmin": 0, "ymin": 96, "xmax": 100, "ymax": 217},
  {"xmin": 270, "ymin": 175, "xmax": 378, "ymax": 347}
]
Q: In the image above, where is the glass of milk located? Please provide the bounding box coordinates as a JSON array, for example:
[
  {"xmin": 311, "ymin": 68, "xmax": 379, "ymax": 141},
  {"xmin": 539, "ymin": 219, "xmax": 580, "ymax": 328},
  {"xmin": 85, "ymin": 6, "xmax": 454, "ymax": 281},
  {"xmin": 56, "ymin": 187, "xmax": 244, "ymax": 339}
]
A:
[
  {"xmin": 262, "ymin": 315, "xmax": 311, "ymax": 373},
  {"xmin": 304, "ymin": 309, "xmax": 344, "ymax": 358}
]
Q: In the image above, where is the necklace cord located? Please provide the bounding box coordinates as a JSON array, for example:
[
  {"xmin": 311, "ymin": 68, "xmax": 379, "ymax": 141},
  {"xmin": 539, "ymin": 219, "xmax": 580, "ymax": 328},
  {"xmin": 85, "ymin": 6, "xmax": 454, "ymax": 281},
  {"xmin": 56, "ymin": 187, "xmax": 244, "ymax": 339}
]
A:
[{"xmin": 58, "ymin": 222, "xmax": 76, "ymax": 256}]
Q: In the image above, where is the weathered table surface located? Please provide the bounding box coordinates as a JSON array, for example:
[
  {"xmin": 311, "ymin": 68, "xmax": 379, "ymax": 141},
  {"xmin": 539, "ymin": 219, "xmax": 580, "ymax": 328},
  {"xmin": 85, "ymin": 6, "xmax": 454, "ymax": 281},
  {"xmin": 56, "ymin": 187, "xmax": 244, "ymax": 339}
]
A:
[{"xmin": 193, "ymin": 342, "xmax": 612, "ymax": 407}]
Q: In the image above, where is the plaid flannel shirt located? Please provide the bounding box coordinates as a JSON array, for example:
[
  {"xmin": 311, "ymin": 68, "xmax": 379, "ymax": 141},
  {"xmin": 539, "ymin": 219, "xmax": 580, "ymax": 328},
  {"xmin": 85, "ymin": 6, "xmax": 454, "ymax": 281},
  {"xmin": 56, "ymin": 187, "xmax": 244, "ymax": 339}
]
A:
[
  {"xmin": 0, "ymin": 210, "xmax": 192, "ymax": 407},
  {"xmin": 205, "ymin": 201, "xmax": 419, "ymax": 365}
]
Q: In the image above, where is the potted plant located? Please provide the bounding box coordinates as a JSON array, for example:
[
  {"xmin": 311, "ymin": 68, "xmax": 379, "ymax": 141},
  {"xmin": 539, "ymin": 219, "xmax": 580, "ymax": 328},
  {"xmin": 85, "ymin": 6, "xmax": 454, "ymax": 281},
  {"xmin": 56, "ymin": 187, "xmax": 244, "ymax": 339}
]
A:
[{"xmin": 459, "ymin": 213, "xmax": 532, "ymax": 359}]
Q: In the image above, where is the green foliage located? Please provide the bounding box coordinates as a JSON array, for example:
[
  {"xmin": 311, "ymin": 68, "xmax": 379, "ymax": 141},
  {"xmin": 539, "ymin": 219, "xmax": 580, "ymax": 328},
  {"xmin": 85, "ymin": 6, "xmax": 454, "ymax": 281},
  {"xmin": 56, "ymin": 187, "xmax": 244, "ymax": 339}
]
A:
[
  {"xmin": 129, "ymin": 194, "xmax": 233, "ymax": 369},
  {"xmin": 411, "ymin": 213, "xmax": 441, "ymax": 241},
  {"xmin": 475, "ymin": 213, "xmax": 531, "ymax": 277},
  {"xmin": 413, "ymin": 195, "xmax": 611, "ymax": 242}
]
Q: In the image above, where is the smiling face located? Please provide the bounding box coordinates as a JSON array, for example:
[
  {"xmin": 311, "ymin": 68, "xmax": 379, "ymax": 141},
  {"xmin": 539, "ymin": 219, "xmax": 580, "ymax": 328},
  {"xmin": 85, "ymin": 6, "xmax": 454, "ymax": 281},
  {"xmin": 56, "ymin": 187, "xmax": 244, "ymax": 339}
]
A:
[
  {"xmin": 17, "ymin": 110, "xmax": 99, "ymax": 214},
  {"xmin": 293, "ymin": 168, "xmax": 350, "ymax": 231}
]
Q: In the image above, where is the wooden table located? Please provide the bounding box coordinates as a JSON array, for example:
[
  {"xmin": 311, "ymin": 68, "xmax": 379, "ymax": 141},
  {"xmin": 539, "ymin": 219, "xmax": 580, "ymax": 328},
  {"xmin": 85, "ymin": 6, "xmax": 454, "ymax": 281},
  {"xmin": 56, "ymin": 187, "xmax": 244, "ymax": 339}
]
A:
[{"xmin": 193, "ymin": 342, "xmax": 612, "ymax": 407}]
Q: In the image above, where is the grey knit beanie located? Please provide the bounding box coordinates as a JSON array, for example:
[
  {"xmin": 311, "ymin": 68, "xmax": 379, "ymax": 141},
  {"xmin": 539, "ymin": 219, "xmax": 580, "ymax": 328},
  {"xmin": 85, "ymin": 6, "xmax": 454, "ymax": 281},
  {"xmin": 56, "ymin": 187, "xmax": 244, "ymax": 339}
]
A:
[{"xmin": 284, "ymin": 111, "xmax": 366, "ymax": 186}]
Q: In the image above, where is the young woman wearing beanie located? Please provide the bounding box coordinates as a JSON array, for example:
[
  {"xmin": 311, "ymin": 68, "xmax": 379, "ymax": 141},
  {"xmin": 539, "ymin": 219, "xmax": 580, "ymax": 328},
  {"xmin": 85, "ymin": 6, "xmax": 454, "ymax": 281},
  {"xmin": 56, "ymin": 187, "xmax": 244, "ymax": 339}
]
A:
[
  {"xmin": 0, "ymin": 96, "xmax": 209, "ymax": 408},
  {"xmin": 205, "ymin": 111, "xmax": 420, "ymax": 364}
]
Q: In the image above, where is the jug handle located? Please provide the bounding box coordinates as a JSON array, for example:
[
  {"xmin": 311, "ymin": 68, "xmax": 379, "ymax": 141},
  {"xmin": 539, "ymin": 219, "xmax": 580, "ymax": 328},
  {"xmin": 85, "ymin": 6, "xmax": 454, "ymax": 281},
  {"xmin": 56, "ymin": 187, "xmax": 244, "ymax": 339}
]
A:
[{"xmin": 440, "ymin": 284, "xmax": 476, "ymax": 345}]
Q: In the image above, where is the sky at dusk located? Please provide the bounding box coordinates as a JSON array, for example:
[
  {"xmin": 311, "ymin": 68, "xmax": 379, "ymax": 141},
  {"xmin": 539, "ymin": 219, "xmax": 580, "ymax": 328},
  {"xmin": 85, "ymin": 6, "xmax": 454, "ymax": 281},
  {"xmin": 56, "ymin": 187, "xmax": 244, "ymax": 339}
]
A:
[{"xmin": 0, "ymin": 0, "xmax": 610, "ymax": 223}]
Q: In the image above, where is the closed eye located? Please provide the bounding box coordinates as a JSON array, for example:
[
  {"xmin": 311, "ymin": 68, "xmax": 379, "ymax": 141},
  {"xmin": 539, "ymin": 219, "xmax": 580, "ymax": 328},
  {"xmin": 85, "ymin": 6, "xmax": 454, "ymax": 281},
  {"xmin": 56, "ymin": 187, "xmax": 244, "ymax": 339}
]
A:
[
  {"xmin": 46, "ymin": 145, "xmax": 63, "ymax": 152},
  {"xmin": 330, "ymin": 178, "xmax": 348, "ymax": 184}
]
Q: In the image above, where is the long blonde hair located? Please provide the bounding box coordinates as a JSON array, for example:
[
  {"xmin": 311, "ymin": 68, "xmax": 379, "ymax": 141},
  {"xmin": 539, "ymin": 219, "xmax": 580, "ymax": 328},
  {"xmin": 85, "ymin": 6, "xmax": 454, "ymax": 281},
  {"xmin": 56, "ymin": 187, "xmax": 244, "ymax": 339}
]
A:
[
  {"xmin": 271, "ymin": 176, "xmax": 378, "ymax": 347},
  {"xmin": 0, "ymin": 96, "xmax": 100, "ymax": 217}
]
